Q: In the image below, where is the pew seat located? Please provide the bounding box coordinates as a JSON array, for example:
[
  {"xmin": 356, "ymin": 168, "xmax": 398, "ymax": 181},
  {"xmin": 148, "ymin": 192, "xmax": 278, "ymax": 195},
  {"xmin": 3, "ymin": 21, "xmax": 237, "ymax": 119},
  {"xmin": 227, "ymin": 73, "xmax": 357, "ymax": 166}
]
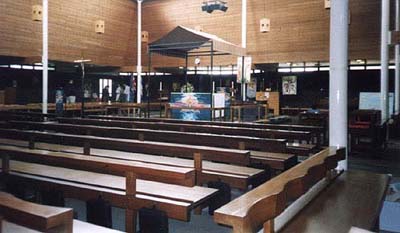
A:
[
  {"xmin": 0, "ymin": 160, "xmax": 217, "ymax": 222},
  {"xmin": 0, "ymin": 138, "xmax": 264, "ymax": 190},
  {"xmin": 279, "ymin": 170, "xmax": 389, "ymax": 233}
]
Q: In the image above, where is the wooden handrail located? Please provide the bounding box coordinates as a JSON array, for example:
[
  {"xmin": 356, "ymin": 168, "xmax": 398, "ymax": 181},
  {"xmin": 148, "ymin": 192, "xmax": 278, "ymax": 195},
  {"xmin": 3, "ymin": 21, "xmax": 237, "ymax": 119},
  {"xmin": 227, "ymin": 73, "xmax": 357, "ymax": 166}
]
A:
[{"xmin": 214, "ymin": 147, "xmax": 345, "ymax": 233}]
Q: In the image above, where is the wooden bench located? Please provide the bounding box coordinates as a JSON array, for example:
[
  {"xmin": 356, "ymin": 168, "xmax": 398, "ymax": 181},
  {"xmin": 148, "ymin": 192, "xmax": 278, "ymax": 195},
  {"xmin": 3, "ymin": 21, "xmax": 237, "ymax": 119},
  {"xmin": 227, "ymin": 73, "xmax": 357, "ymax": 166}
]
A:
[
  {"xmin": 0, "ymin": 158, "xmax": 217, "ymax": 233},
  {"xmin": 214, "ymin": 147, "xmax": 389, "ymax": 233},
  {"xmin": 0, "ymin": 134, "xmax": 263, "ymax": 190},
  {"xmin": 9, "ymin": 121, "xmax": 297, "ymax": 169},
  {"xmin": 59, "ymin": 117, "xmax": 314, "ymax": 144},
  {"xmin": 0, "ymin": 191, "xmax": 122, "ymax": 233},
  {"xmin": 0, "ymin": 144, "xmax": 195, "ymax": 186},
  {"xmin": 0, "ymin": 128, "xmax": 251, "ymax": 166},
  {"xmin": 90, "ymin": 115, "xmax": 325, "ymax": 145},
  {"xmin": 57, "ymin": 118, "xmax": 316, "ymax": 156}
]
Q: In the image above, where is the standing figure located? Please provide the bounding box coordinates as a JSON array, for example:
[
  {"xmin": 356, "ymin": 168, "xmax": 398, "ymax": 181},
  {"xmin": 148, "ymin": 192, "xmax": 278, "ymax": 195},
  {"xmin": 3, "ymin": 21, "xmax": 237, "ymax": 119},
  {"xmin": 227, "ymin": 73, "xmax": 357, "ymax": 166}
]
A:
[
  {"xmin": 115, "ymin": 84, "xmax": 123, "ymax": 102},
  {"xmin": 102, "ymin": 85, "xmax": 110, "ymax": 103},
  {"xmin": 124, "ymin": 84, "xmax": 131, "ymax": 102}
]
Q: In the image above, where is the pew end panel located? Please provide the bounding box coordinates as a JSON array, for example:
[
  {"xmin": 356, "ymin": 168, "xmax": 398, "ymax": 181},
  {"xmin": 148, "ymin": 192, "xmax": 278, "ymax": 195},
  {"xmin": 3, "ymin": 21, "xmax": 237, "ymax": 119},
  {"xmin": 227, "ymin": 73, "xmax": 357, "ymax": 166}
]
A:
[
  {"xmin": 0, "ymin": 191, "xmax": 73, "ymax": 233},
  {"xmin": 214, "ymin": 147, "xmax": 346, "ymax": 233}
]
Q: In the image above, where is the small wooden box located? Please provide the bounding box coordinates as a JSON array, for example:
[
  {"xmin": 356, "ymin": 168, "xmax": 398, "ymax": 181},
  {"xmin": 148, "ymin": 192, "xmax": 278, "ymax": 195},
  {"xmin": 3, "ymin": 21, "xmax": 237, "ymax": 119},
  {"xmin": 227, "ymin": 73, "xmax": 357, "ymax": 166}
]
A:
[
  {"xmin": 32, "ymin": 5, "xmax": 43, "ymax": 21},
  {"xmin": 95, "ymin": 20, "xmax": 105, "ymax": 34},
  {"xmin": 260, "ymin": 18, "xmax": 270, "ymax": 33},
  {"xmin": 142, "ymin": 31, "xmax": 149, "ymax": 43}
]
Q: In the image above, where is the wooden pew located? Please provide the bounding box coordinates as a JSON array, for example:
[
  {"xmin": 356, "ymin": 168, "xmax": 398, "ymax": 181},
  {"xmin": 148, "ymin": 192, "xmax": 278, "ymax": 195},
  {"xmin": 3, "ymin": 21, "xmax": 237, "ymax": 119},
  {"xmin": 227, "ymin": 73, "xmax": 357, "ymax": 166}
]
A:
[
  {"xmin": 60, "ymin": 117, "xmax": 314, "ymax": 144},
  {"xmin": 11, "ymin": 120, "xmax": 290, "ymax": 154},
  {"xmin": 0, "ymin": 128, "xmax": 251, "ymax": 166},
  {"xmin": 0, "ymin": 157, "xmax": 217, "ymax": 233},
  {"xmin": 0, "ymin": 191, "xmax": 122, "ymax": 233},
  {"xmin": 0, "ymin": 129, "xmax": 265, "ymax": 190},
  {"xmin": 90, "ymin": 115, "xmax": 325, "ymax": 145},
  {"xmin": 57, "ymin": 118, "xmax": 316, "ymax": 155},
  {"xmin": 0, "ymin": 144, "xmax": 195, "ymax": 186},
  {"xmin": 0, "ymin": 140, "xmax": 264, "ymax": 190},
  {"xmin": 213, "ymin": 147, "xmax": 389, "ymax": 233}
]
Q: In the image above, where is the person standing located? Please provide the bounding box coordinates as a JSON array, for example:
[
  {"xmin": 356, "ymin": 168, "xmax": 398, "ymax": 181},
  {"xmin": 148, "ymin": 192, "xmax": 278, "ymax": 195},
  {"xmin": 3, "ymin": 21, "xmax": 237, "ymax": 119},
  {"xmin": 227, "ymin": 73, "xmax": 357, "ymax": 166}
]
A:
[
  {"xmin": 124, "ymin": 84, "xmax": 131, "ymax": 102},
  {"xmin": 102, "ymin": 85, "xmax": 110, "ymax": 103},
  {"xmin": 115, "ymin": 84, "xmax": 123, "ymax": 102}
]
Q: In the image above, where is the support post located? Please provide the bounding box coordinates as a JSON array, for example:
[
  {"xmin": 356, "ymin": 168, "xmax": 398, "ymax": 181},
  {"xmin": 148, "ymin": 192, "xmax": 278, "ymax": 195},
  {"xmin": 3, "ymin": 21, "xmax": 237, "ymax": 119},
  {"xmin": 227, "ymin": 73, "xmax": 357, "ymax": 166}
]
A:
[
  {"xmin": 241, "ymin": 0, "xmax": 247, "ymax": 102},
  {"xmin": 381, "ymin": 0, "xmax": 390, "ymax": 124},
  {"xmin": 329, "ymin": 0, "xmax": 349, "ymax": 170},
  {"xmin": 42, "ymin": 0, "xmax": 48, "ymax": 114},
  {"xmin": 137, "ymin": 0, "xmax": 143, "ymax": 104},
  {"xmin": 210, "ymin": 43, "xmax": 214, "ymax": 121},
  {"xmin": 80, "ymin": 62, "xmax": 85, "ymax": 118},
  {"xmin": 395, "ymin": 0, "xmax": 400, "ymax": 115}
]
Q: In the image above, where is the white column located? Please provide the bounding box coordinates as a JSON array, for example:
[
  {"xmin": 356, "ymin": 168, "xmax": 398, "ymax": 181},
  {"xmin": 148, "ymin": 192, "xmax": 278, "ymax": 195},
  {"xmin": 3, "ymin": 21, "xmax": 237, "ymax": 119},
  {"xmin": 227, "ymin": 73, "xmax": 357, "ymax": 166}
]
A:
[
  {"xmin": 42, "ymin": 0, "xmax": 48, "ymax": 114},
  {"xmin": 381, "ymin": 0, "xmax": 390, "ymax": 123},
  {"xmin": 241, "ymin": 0, "xmax": 247, "ymax": 101},
  {"xmin": 395, "ymin": 0, "xmax": 400, "ymax": 115},
  {"xmin": 137, "ymin": 0, "xmax": 143, "ymax": 104},
  {"xmin": 329, "ymin": 0, "xmax": 349, "ymax": 170}
]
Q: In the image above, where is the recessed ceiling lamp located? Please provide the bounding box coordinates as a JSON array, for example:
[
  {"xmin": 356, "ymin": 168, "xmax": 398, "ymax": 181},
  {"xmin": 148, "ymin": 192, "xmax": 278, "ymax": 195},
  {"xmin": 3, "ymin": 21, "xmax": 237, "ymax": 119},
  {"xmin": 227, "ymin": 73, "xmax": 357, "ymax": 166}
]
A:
[{"xmin": 202, "ymin": 1, "xmax": 228, "ymax": 13}]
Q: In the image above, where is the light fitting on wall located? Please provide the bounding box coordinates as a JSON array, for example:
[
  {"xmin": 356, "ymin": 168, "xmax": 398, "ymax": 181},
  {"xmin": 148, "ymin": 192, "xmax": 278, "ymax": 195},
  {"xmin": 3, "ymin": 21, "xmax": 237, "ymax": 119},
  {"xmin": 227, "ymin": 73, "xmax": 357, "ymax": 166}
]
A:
[{"xmin": 201, "ymin": 1, "xmax": 228, "ymax": 13}]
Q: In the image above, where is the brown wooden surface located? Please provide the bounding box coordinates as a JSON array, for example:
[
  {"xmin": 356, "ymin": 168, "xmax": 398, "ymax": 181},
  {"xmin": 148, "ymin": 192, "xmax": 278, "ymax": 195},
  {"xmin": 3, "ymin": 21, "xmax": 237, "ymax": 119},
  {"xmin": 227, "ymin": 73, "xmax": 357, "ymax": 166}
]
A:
[
  {"xmin": 0, "ymin": 128, "xmax": 251, "ymax": 166},
  {"xmin": 0, "ymin": 138, "xmax": 264, "ymax": 190},
  {"xmin": 90, "ymin": 115, "xmax": 324, "ymax": 133},
  {"xmin": 0, "ymin": 144, "xmax": 196, "ymax": 187},
  {"xmin": 1, "ymin": 160, "xmax": 217, "ymax": 222},
  {"xmin": 58, "ymin": 117, "xmax": 314, "ymax": 143},
  {"xmin": 214, "ymin": 147, "xmax": 345, "ymax": 233},
  {"xmin": 11, "ymin": 120, "xmax": 289, "ymax": 154},
  {"xmin": 279, "ymin": 170, "xmax": 389, "ymax": 233},
  {"xmin": 0, "ymin": 191, "xmax": 73, "ymax": 232},
  {"xmin": 1, "ymin": 0, "xmax": 137, "ymax": 67},
  {"xmin": 142, "ymin": 0, "xmax": 380, "ymax": 66}
]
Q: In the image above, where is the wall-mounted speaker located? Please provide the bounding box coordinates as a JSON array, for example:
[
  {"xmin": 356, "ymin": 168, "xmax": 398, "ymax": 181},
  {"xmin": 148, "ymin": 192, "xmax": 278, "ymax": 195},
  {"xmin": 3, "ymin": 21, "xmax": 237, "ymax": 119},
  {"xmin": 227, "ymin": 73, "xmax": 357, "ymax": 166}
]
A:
[
  {"xmin": 260, "ymin": 18, "xmax": 270, "ymax": 33},
  {"xmin": 142, "ymin": 31, "xmax": 149, "ymax": 43},
  {"xmin": 32, "ymin": 5, "xmax": 43, "ymax": 21},
  {"xmin": 95, "ymin": 20, "xmax": 105, "ymax": 34},
  {"xmin": 325, "ymin": 0, "xmax": 330, "ymax": 9}
]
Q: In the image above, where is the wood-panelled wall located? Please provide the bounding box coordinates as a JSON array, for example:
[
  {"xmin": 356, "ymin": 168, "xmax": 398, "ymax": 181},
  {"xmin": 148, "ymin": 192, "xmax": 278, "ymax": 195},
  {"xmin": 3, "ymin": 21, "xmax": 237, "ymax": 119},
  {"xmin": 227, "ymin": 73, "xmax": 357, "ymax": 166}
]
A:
[
  {"xmin": 0, "ymin": 0, "xmax": 137, "ymax": 67},
  {"xmin": 142, "ymin": 0, "xmax": 382, "ymax": 67},
  {"xmin": 0, "ymin": 0, "xmax": 384, "ymax": 68}
]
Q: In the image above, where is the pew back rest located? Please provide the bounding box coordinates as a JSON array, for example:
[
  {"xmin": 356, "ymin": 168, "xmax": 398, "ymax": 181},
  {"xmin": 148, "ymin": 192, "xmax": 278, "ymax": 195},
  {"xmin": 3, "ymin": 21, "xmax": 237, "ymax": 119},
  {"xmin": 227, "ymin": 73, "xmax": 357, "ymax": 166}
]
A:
[
  {"xmin": 214, "ymin": 147, "xmax": 345, "ymax": 233},
  {"xmin": 0, "ymin": 191, "xmax": 73, "ymax": 232}
]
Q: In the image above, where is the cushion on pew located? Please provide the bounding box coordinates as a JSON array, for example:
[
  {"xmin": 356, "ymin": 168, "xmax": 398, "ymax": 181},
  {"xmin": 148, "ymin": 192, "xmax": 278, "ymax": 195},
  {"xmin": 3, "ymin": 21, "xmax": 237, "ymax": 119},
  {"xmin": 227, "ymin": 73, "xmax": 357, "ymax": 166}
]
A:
[
  {"xmin": 86, "ymin": 196, "xmax": 112, "ymax": 228},
  {"xmin": 207, "ymin": 181, "xmax": 231, "ymax": 215},
  {"xmin": 138, "ymin": 207, "xmax": 169, "ymax": 233}
]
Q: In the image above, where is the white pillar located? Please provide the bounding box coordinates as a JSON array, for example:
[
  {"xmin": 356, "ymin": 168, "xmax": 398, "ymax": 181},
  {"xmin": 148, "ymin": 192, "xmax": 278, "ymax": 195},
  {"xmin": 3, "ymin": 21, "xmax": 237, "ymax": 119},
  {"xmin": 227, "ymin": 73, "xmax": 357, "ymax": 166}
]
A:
[
  {"xmin": 42, "ymin": 0, "xmax": 48, "ymax": 114},
  {"xmin": 381, "ymin": 0, "xmax": 390, "ymax": 123},
  {"xmin": 329, "ymin": 0, "xmax": 349, "ymax": 170},
  {"xmin": 241, "ymin": 0, "xmax": 247, "ymax": 102},
  {"xmin": 137, "ymin": 0, "xmax": 143, "ymax": 104},
  {"xmin": 395, "ymin": 0, "xmax": 400, "ymax": 115}
]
